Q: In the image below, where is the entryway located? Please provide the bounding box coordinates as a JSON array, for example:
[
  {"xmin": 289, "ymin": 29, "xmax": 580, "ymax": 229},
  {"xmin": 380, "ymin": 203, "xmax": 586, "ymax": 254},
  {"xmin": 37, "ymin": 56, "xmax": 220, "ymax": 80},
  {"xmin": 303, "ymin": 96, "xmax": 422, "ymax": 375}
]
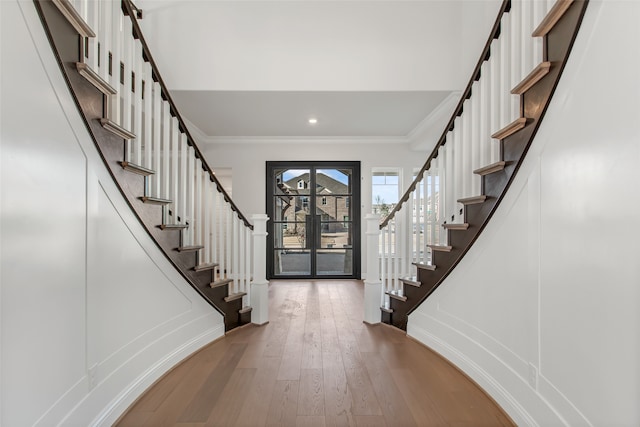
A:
[{"xmin": 266, "ymin": 161, "xmax": 361, "ymax": 279}]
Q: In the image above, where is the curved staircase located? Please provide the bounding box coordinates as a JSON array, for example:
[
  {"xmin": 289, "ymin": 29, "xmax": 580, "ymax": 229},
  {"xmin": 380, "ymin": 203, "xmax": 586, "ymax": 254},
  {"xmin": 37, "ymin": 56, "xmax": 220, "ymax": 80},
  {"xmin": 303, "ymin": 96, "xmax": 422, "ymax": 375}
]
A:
[{"xmin": 377, "ymin": 0, "xmax": 590, "ymax": 330}]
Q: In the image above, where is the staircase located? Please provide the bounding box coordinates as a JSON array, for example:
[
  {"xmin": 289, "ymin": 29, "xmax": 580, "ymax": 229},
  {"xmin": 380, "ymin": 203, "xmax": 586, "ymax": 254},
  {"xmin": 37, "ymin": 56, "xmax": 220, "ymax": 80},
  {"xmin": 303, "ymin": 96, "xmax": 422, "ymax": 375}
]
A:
[
  {"xmin": 375, "ymin": 0, "xmax": 589, "ymax": 330},
  {"xmin": 35, "ymin": 0, "xmax": 263, "ymax": 331}
]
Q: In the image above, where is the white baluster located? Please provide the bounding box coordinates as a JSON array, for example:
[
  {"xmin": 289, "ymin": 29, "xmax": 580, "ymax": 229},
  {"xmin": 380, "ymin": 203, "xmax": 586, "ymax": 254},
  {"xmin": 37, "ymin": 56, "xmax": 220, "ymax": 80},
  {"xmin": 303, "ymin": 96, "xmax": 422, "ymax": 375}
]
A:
[
  {"xmin": 423, "ymin": 171, "xmax": 430, "ymax": 260},
  {"xmin": 151, "ymin": 82, "xmax": 161, "ymax": 197},
  {"xmin": 110, "ymin": 1, "xmax": 122, "ymax": 125},
  {"xmin": 142, "ymin": 63, "xmax": 152, "ymax": 171},
  {"xmin": 415, "ymin": 179, "xmax": 421, "ymax": 265},
  {"xmin": 122, "ymin": 17, "xmax": 133, "ymax": 135},
  {"xmin": 490, "ymin": 38, "xmax": 502, "ymax": 164},
  {"xmin": 244, "ymin": 222, "xmax": 251, "ymax": 307},
  {"xmin": 170, "ymin": 117, "xmax": 179, "ymax": 224},
  {"xmin": 178, "ymin": 134, "xmax": 187, "ymax": 226},
  {"xmin": 225, "ymin": 203, "xmax": 232, "ymax": 293},
  {"xmin": 185, "ymin": 145, "xmax": 195, "ymax": 246},
  {"xmin": 521, "ymin": 0, "xmax": 535, "ymax": 79},
  {"xmin": 210, "ymin": 180, "xmax": 217, "ymax": 264},
  {"xmin": 161, "ymin": 102, "xmax": 171, "ymax": 201},
  {"xmin": 131, "ymin": 41, "xmax": 143, "ymax": 165},
  {"xmin": 500, "ymin": 12, "xmax": 514, "ymax": 128},
  {"xmin": 437, "ymin": 146, "xmax": 447, "ymax": 245},
  {"xmin": 380, "ymin": 225, "xmax": 386, "ymax": 301},
  {"xmin": 233, "ymin": 213, "xmax": 240, "ymax": 295},
  {"xmin": 510, "ymin": 0, "xmax": 522, "ymax": 106},
  {"xmin": 471, "ymin": 81, "xmax": 482, "ymax": 196},
  {"xmin": 87, "ymin": 0, "xmax": 99, "ymax": 70},
  {"xmin": 480, "ymin": 60, "xmax": 492, "ymax": 168},
  {"xmin": 218, "ymin": 192, "xmax": 225, "ymax": 279},
  {"xmin": 193, "ymin": 158, "xmax": 202, "ymax": 247},
  {"xmin": 533, "ymin": 0, "xmax": 545, "ymax": 64},
  {"xmin": 203, "ymin": 177, "xmax": 211, "ymax": 264},
  {"xmin": 387, "ymin": 220, "xmax": 392, "ymax": 296},
  {"xmin": 462, "ymin": 98, "xmax": 473, "ymax": 199},
  {"xmin": 98, "ymin": 0, "xmax": 110, "ymax": 81}
]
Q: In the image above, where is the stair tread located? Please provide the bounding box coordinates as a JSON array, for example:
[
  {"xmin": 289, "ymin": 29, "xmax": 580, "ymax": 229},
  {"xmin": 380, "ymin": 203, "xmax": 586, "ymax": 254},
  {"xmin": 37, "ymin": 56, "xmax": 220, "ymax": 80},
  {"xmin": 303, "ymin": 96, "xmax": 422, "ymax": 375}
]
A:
[
  {"xmin": 380, "ymin": 306, "xmax": 394, "ymax": 314},
  {"xmin": 160, "ymin": 223, "xmax": 188, "ymax": 230},
  {"xmin": 386, "ymin": 290, "xmax": 407, "ymax": 302},
  {"xmin": 457, "ymin": 195, "xmax": 487, "ymax": 205},
  {"xmin": 177, "ymin": 245, "xmax": 203, "ymax": 252},
  {"xmin": 413, "ymin": 262, "xmax": 436, "ymax": 271},
  {"xmin": 443, "ymin": 223, "xmax": 469, "ymax": 230},
  {"xmin": 211, "ymin": 278, "xmax": 233, "ymax": 288},
  {"xmin": 533, "ymin": 0, "xmax": 574, "ymax": 37},
  {"xmin": 76, "ymin": 62, "xmax": 116, "ymax": 95},
  {"xmin": 100, "ymin": 118, "xmax": 136, "ymax": 140},
  {"xmin": 193, "ymin": 262, "xmax": 218, "ymax": 272},
  {"xmin": 140, "ymin": 196, "xmax": 172, "ymax": 205},
  {"xmin": 511, "ymin": 62, "xmax": 551, "ymax": 95},
  {"xmin": 474, "ymin": 161, "xmax": 506, "ymax": 176},
  {"xmin": 120, "ymin": 161, "xmax": 155, "ymax": 176},
  {"xmin": 491, "ymin": 118, "xmax": 528, "ymax": 140},
  {"xmin": 239, "ymin": 306, "xmax": 253, "ymax": 314},
  {"xmin": 400, "ymin": 277, "xmax": 421, "ymax": 287},
  {"xmin": 224, "ymin": 292, "xmax": 247, "ymax": 303},
  {"xmin": 428, "ymin": 245, "xmax": 452, "ymax": 252}
]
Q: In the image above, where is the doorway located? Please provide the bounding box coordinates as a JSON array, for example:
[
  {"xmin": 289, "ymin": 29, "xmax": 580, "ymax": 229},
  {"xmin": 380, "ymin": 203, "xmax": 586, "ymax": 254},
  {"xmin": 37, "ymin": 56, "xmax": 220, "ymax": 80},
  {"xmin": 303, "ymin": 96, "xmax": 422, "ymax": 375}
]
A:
[{"xmin": 266, "ymin": 161, "xmax": 361, "ymax": 279}]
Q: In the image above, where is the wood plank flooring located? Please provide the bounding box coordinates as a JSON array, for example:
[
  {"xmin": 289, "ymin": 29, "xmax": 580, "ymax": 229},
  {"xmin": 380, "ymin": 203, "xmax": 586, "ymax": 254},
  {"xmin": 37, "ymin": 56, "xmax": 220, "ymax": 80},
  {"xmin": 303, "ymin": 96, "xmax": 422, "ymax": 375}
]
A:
[{"xmin": 116, "ymin": 280, "xmax": 514, "ymax": 427}]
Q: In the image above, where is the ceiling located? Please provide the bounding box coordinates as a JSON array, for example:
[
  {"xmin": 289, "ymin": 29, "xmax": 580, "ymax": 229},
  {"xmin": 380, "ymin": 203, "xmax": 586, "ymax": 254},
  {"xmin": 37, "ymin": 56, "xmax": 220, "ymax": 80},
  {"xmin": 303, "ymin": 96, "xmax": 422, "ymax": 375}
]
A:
[{"xmin": 137, "ymin": 0, "xmax": 502, "ymax": 142}]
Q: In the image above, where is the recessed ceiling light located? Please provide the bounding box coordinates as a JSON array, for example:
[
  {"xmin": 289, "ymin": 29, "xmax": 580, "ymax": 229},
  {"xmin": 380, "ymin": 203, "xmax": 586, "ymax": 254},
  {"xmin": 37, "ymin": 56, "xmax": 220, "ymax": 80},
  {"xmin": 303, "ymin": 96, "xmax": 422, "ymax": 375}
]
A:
[{"xmin": 308, "ymin": 118, "xmax": 318, "ymax": 125}]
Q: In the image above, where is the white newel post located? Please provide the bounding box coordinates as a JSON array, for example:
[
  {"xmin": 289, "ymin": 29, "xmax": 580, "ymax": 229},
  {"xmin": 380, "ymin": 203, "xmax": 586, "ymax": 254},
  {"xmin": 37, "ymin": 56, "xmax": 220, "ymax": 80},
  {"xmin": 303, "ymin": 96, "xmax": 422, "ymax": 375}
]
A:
[
  {"xmin": 251, "ymin": 214, "xmax": 269, "ymax": 325},
  {"xmin": 364, "ymin": 214, "xmax": 382, "ymax": 324}
]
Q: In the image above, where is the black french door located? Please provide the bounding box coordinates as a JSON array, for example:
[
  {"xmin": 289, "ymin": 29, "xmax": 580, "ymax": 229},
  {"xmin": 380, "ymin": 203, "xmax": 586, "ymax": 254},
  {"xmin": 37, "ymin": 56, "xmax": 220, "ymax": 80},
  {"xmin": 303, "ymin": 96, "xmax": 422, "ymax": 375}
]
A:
[{"xmin": 266, "ymin": 161, "xmax": 361, "ymax": 279}]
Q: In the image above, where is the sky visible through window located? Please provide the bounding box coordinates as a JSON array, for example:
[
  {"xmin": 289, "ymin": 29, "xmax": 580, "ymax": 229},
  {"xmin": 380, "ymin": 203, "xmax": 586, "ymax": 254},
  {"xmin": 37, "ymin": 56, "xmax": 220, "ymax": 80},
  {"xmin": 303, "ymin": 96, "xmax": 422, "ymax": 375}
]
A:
[{"xmin": 282, "ymin": 169, "xmax": 349, "ymax": 185}]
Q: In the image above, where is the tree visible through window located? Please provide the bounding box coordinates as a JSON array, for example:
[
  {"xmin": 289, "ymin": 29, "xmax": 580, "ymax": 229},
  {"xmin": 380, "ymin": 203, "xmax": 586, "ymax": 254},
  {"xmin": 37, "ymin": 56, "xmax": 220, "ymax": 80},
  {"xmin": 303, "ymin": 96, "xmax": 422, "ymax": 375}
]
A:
[{"xmin": 372, "ymin": 169, "xmax": 400, "ymax": 218}]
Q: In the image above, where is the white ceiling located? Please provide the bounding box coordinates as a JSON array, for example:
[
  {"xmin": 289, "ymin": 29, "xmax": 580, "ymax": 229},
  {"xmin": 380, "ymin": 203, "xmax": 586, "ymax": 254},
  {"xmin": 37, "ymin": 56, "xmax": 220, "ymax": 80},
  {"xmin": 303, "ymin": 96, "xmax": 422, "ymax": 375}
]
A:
[{"xmin": 137, "ymin": 0, "xmax": 502, "ymax": 142}]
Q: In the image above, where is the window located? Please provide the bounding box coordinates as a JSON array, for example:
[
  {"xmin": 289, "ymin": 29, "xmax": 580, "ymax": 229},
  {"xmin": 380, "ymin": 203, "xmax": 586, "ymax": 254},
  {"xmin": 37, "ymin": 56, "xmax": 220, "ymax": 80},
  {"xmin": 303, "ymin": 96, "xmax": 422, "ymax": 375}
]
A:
[
  {"xmin": 343, "ymin": 215, "xmax": 349, "ymax": 227},
  {"xmin": 321, "ymin": 196, "xmax": 327, "ymax": 205},
  {"xmin": 345, "ymin": 198, "xmax": 350, "ymax": 208},
  {"xmin": 301, "ymin": 197, "xmax": 309, "ymax": 209},
  {"xmin": 372, "ymin": 169, "xmax": 400, "ymax": 217},
  {"xmin": 297, "ymin": 179, "xmax": 305, "ymax": 189}
]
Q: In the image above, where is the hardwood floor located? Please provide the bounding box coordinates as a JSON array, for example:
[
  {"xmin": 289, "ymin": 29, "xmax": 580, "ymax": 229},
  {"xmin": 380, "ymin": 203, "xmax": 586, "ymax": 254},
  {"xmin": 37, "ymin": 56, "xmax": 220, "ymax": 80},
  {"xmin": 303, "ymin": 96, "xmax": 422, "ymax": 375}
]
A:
[{"xmin": 116, "ymin": 280, "xmax": 514, "ymax": 426}]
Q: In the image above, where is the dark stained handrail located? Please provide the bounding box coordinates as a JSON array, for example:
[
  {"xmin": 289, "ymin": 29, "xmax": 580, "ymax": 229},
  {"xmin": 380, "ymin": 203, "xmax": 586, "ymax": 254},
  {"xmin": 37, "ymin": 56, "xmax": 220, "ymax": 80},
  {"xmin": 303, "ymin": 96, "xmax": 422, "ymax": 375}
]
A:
[
  {"xmin": 379, "ymin": 0, "xmax": 511, "ymax": 229},
  {"xmin": 122, "ymin": 0, "xmax": 253, "ymax": 229}
]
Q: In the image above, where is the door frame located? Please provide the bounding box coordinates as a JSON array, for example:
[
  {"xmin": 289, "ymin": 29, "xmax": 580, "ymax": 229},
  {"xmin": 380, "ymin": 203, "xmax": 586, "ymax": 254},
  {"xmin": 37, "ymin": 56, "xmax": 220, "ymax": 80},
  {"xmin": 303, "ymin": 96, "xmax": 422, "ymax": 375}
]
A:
[{"xmin": 266, "ymin": 161, "xmax": 361, "ymax": 279}]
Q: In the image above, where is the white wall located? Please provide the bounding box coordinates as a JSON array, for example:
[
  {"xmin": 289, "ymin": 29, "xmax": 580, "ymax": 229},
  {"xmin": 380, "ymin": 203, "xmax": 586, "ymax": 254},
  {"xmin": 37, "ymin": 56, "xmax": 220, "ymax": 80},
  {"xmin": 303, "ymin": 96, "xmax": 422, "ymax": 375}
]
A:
[
  {"xmin": 0, "ymin": 2, "xmax": 224, "ymax": 425},
  {"xmin": 408, "ymin": 2, "xmax": 640, "ymax": 426}
]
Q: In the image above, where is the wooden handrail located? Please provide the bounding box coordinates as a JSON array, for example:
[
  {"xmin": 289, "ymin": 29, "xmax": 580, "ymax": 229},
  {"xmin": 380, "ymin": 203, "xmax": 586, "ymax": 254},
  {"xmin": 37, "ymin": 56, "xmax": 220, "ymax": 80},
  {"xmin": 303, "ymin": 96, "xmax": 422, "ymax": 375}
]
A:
[
  {"xmin": 379, "ymin": 0, "xmax": 511, "ymax": 229},
  {"xmin": 122, "ymin": 0, "xmax": 253, "ymax": 230}
]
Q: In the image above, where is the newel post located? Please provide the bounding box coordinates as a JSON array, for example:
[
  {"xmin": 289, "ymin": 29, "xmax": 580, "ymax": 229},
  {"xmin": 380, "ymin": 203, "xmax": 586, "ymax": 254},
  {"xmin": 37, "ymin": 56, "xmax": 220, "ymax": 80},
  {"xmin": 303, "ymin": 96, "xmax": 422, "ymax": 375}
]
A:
[
  {"xmin": 364, "ymin": 214, "xmax": 381, "ymax": 324},
  {"xmin": 251, "ymin": 214, "xmax": 269, "ymax": 325}
]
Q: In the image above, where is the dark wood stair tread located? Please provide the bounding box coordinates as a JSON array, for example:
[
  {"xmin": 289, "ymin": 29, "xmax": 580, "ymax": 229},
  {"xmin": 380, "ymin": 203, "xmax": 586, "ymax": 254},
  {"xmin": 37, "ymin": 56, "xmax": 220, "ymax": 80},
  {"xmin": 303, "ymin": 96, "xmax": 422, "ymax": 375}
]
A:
[
  {"xmin": 211, "ymin": 278, "xmax": 233, "ymax": 288},
  {"xmin": 380, "ymin": 306, "xmax": 394, "ymax": 314},
  {"xmin": 533, "ymin": 0, "xmax": 574, "ymax": 37},
  {"xmin": 413, "ymin": 262, "xmax": 436, "ymax": 271},
  {"xmin": 511, "ymin": 62, "xmax": 551, "ymax": 95},
  {"xmin": 140, "ymin": 196, "xmax": 171, "ymax": 205},
  {"xmin": 159, "ymin": 223, "xmax": 188, "ymax": 230},
  {"xmin": 99, "ymin": 118, "xmax": 136, "ymax": 140},
  {"xmin": 177, "ymin": 245, "xmax": 203, "ymax": 252},
  {"xmin": 120, "ymin": 161, "xmax": 154, "ymax": 176},
  {"xmin": 193, "ymin": 262, "xmax": 218, "ymax": 272},
  {"xmin": 76, "ymin": 63, "xmax": 116, "ymax": 95},
  {"xmin": 400, "ymin": 277, "xmax": 421, "ymax": 287},
  {"xmin": 491, "ymin": 118, "xmax": 528, "ymax": 140},
  {"xmin": 457, "ymin": 195, "xmax": 487, "ymax": 205},
  {"xmin": 386, "ymin": 290, "xmax": 407, "ymax": 302},
  {"xmin": 428, "ymin": 245, "xmax": 452, "ymax": 252},
  {"xmin": 239, "ymin": 306, "xmax": 253, "ymax": 314},
  {"xmin": 443, "ymin": 223, "xmax": 469, "ymax": 230},
  {"xmin": 224, "ymin": 292, "xmax": 247, "ymax": 303},
  {"xmin": 474, "ymin": 161, "xmax": 506, "ymax": 176}
]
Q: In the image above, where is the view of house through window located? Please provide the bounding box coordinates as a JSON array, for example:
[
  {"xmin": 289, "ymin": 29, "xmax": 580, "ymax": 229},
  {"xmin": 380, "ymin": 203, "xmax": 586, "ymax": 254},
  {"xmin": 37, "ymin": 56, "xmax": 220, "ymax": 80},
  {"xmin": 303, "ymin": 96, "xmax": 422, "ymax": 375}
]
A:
[{"xmin": 372, "ymin": 169, "xmax": 400, "ymax": 219}]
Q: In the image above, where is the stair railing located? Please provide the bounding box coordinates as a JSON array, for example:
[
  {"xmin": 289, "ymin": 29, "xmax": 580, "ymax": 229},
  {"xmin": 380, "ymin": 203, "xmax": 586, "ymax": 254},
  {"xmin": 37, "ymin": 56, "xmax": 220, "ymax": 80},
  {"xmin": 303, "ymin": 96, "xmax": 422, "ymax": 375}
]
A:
[
  {"xmin": 54, "ymin": 0, "xmax": 258, "ymax": 311},
  {"xmin": 376, "ymin": 0, "xmax": 563, "ymax": 314}
]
